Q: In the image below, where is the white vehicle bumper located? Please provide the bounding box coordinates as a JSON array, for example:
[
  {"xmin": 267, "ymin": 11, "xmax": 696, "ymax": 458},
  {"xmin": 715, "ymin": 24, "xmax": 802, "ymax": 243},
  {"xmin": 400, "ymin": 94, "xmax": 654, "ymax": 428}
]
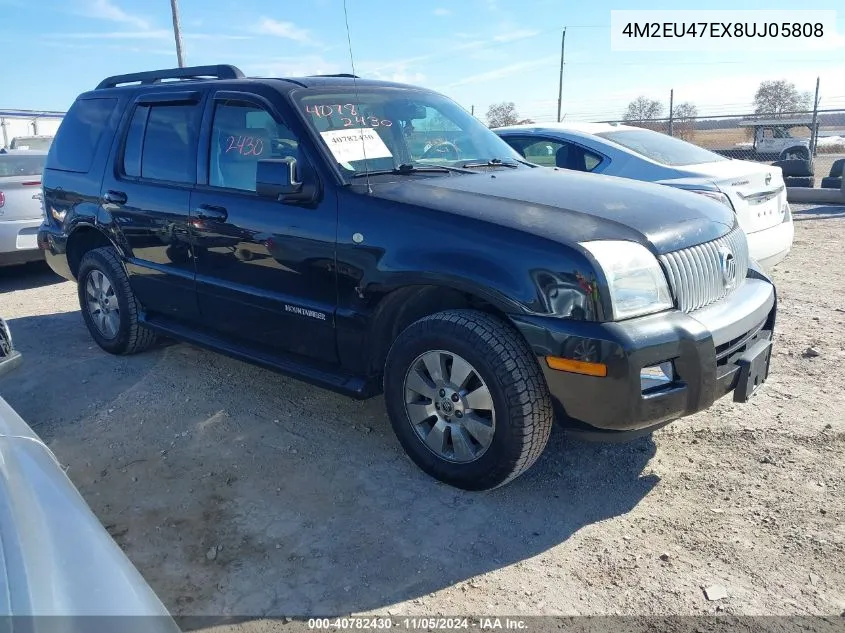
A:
[
  {"xmin": 746, "ymin": 212, "xmax": 794, "ymax": 272},
  {"xmin": 0, "ymin": 217, "xmax": 43, "ymax": 265}
]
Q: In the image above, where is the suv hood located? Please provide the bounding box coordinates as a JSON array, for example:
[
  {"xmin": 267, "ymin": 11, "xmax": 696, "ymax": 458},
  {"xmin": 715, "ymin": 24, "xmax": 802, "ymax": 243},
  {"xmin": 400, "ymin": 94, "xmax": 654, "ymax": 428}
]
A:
[{"xmin": 368, "ymin": 167, "xmax": 735, "ymax": 254}]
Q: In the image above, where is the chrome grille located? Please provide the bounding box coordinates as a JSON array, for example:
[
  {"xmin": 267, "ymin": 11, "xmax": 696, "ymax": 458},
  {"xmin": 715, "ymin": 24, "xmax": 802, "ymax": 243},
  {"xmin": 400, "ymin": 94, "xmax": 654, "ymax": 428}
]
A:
[{"xmin": 659, "ymin": 227, "xmax": 749, "ymax": 313}]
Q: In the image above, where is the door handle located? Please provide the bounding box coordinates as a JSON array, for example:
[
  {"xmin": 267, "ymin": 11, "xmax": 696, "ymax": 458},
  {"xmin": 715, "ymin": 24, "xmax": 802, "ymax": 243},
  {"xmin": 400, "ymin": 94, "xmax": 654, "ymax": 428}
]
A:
[
  {"xmin": 103, "ymin": 190, "xmax": 127, "ymax": 205},
  {"xmin": 194, "ymin": 204, "xmax": 228, "ymax": 222}
]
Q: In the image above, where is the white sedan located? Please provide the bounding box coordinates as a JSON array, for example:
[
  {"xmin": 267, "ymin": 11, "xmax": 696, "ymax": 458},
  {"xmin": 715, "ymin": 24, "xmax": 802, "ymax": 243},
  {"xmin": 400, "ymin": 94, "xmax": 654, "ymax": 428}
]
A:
[{"xmin": 496, "ymin": 122, "xmax": 794, "ymax": 270}]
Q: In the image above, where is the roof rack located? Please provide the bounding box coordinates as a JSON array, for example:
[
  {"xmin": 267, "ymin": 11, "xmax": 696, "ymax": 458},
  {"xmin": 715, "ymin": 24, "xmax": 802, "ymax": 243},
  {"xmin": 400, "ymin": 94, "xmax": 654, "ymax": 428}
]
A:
[
  {"xmin": 308, "ymin": 73, "xmax": 360, "ymax": 79},
  {"xmin": 96, "ymin": 64, "xmax": 245, "ymax": 90}
]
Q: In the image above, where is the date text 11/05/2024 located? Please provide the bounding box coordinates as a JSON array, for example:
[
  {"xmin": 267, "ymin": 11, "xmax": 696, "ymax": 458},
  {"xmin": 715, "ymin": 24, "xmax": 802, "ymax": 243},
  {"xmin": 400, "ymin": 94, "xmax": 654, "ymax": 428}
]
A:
[
  {"xmin": 621, "ymin": 21, "xmax": 823, "ymax": 38},
  {"xmin": 307, "ymin": 618, "xmax": 528, "ymax": 630}
]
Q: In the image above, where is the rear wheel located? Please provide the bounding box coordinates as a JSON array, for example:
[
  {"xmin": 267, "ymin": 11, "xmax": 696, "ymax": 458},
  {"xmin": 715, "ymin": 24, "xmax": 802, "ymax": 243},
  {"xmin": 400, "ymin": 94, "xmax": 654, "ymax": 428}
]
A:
[
  {"xmin": 384, "ymin": 310, "xmax": 553, "ymax": 490},
  {"xmin": 77, "ymin": 247, "xmax": 157, "ymax": 355}
]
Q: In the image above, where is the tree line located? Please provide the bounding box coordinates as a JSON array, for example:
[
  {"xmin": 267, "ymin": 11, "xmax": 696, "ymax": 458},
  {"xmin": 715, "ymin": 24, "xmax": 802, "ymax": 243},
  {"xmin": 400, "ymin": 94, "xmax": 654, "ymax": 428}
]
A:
[
  {"xmin": 482, "ymin": 79, "xmax": 813, "ymax": 130},
  {"xmin": 622, "ymin": 79, "xmax": 813, "ymax": 124}
]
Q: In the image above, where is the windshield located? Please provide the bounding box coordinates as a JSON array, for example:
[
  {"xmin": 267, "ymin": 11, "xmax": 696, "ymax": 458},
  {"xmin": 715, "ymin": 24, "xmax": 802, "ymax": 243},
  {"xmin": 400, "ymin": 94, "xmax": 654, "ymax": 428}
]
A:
[
  {"xmin": 0, "ymin": 154, "xmax": 46, "ymax": 177},
  {"xmin": 293, "ymin": 88, "xmax": 523, "ymax": 176},
  {"xmin": 597, "ymin": 128, "xmax": 727, "ymax": 166}
]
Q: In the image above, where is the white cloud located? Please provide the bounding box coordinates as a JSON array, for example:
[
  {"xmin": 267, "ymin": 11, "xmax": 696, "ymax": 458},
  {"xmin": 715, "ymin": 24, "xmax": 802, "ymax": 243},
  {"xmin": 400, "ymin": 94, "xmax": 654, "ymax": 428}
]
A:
[
  {"xmin": 58, "ymin": 29, "xmax": 171, "ymax": 39},
  {"xmin": 493, "ymin": 28, "xmax": 539, "ymax": 42},
  {"xmin": 256, "ymin": 17, "xmax": 313, "ymax": 44},
  {"xmin": 248, "ymin": 56, "xmax": 343, "ymax": 77},
  {"xmin": 433, "ymin": 8, "xmax": 451, "ymax": 16},
  {"xmin": 81, "ymin": 0, "xmax": 149, "ymax": 30},
  {"xmin": 444, "ymin": 55, "xmax": 557, "ymax": 88},
  {"xmin": 365, "ymin": 66, "xmax": 427, "ymax": 84}
]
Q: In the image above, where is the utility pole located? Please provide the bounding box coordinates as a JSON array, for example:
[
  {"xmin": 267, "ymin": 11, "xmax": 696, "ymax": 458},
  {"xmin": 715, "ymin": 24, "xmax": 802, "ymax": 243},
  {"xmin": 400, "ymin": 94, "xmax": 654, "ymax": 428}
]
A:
[
  {"xmin": 809, "ymin": 76, "xmax": 820, "ymax": 157},
  {"xmin": 471, "ymin": 105, "xmax": 475, "ymax": 116},
  {"xmin": 170, "ymin": 0, "xmax": 186, "ymax": 67},
  {"xmin": 556, "ymin": 28, "xmax": 566, "ymax": 123},
  {"xmin": 668, "ymin": 89, "xmax": 674, "ymax": 136}
]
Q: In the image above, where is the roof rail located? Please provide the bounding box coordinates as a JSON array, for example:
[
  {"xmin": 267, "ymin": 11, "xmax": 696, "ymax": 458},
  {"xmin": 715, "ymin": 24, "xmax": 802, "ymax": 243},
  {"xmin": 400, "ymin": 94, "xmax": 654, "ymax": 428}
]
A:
[
  {"xmin": 309, "ymin": 73, "xmax": 360, "ymax": 79},
  {"xmin": 96, "ymin": 64, "xmax": 245, "ymax": 90}
]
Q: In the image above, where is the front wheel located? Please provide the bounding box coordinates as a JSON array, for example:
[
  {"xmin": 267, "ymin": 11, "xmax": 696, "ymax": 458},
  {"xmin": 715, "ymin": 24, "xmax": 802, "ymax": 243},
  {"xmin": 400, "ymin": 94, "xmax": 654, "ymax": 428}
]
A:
[{"xmin": 384, "ymin": 310, "xmax": 554, "ymax": 490}]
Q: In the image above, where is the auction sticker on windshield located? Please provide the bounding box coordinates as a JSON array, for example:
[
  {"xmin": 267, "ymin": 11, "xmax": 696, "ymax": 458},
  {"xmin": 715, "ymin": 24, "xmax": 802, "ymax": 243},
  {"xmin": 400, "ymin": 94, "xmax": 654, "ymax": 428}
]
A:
[{"xmin": 320, "ymin": 128, "xmax": 392, "ymax": 163}]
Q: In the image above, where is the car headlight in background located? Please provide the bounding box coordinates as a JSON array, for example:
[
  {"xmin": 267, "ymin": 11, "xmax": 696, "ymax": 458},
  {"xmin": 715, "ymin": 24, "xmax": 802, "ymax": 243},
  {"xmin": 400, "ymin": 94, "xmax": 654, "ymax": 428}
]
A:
[
  {"xmin": 580, "ymin": 240, "xmax": 674, "ymax": 320},
  {"xmin": 689, "ymin": 189, "xmax": 734, "ymax": 211}
]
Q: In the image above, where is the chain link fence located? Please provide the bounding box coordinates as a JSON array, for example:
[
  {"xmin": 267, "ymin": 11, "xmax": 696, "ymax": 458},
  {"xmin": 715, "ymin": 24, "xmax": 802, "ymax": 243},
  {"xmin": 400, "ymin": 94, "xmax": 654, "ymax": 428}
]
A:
[{"xmin": 601, "ymin": 109, "xmax": 845, "ymax": 188}]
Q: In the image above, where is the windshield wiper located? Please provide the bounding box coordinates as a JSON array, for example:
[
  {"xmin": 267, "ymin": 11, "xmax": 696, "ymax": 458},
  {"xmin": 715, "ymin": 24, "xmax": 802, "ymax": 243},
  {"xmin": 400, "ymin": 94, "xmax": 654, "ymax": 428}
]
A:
[
  {"xmin": 460, "ymin": 158, "xmax": 520, "ymax": 169},
  {"xmin": 349, "ymin": 163, "xmax": 473, "ymax": 178}
]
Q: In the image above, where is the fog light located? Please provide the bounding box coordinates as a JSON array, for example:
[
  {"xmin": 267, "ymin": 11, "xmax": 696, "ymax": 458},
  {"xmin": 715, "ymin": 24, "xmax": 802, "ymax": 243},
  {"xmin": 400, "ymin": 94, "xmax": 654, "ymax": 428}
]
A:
[{"xmin": 641, "ymin": 361, "xmax": 674, "ymax": 392}]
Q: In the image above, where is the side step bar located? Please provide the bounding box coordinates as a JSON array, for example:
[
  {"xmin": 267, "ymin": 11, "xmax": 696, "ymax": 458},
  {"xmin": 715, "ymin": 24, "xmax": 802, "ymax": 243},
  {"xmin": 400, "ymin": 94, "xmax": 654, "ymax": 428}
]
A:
[{"xmin": 139, "ymin": 314, "xmax": 379, "ymax": 400}]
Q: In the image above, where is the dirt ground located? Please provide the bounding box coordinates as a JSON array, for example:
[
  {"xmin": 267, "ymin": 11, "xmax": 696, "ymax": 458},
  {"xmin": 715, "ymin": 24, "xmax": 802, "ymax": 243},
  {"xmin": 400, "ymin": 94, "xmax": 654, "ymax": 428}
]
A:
[{"xmin": 0, "ymin": 204, "xmax": 844, "ymax": 621}]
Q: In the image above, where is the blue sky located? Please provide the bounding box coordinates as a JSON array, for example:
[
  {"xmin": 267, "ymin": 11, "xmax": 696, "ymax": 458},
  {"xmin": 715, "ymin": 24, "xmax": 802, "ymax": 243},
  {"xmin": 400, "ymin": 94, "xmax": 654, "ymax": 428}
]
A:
[{"xmin": 4, "ymin": 0, "xmax": 845, "ymax": 121}]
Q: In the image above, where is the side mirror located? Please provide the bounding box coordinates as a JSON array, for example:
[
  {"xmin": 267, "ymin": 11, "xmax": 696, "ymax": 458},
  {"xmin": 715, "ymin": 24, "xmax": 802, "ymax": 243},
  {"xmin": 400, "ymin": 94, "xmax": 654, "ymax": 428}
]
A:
[{"xmin": 256, "ymin": 158, "xmax": 302, "ymax": 199}]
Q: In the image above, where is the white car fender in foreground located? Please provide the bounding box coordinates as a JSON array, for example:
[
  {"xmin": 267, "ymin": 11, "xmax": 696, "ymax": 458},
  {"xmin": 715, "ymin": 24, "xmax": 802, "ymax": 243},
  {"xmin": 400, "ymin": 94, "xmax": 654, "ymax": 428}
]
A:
[{"xmin": 0, "ymin": 394, "xmax": 180, "ymax": 630}]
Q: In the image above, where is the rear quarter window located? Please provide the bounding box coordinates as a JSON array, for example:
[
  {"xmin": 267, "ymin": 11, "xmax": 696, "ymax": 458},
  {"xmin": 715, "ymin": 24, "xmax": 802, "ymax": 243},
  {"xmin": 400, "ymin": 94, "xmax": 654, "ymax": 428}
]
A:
[{"xmin": 46, "ymin": 98, "xmax": 119, "ymax": 173}]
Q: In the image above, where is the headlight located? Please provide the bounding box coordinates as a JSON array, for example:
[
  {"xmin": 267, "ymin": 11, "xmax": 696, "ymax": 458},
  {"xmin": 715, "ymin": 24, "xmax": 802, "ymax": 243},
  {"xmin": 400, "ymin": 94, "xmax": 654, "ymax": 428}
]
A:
[
  {"xmin": 580, "ymin": 241, "xmax": 674, "ymax": 320},
  {"xmin": 689, "ymin": 189, "xmax": 734, "ymax": 211}
]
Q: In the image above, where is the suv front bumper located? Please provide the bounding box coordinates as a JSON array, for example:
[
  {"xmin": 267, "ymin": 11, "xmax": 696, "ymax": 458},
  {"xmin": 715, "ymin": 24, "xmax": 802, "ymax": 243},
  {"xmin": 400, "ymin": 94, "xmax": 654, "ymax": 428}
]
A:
[{"xmin": 510, "ymin": 274, "xmax": 776, "ymax": 439}]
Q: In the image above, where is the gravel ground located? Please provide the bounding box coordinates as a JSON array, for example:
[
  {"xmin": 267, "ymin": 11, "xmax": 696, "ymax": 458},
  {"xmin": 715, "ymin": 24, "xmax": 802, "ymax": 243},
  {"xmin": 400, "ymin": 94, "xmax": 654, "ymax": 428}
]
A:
[{"xmin": 0, "ymin": 204, "xmax": 843, "ymax": 621}]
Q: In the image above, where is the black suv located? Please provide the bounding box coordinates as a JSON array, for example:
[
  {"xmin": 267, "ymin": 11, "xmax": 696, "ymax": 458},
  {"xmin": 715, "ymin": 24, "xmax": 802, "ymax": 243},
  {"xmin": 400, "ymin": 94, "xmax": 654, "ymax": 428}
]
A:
[{"xmin": 38, "ymin": 65, "xmax": 776, "ymax": 490}]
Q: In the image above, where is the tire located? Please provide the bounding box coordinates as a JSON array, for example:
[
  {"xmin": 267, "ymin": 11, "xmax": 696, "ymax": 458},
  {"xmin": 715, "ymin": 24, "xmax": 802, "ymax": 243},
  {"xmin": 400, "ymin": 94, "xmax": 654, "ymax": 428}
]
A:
[
  {"xmin": 820, "ymin": 176, "xmax": 843, "ymax": 190},
  {"xmin": 77, "ymin": 246, "xmax": 157, "ymax": 355},
  {"xmin": 828, "ymin": 158, "xmax": 845, "ymax": 178},
  {"xmin": 778, "ymin": 147, "xmax": 810, "ymax": 162},
  {"xmin": 384, "ymin": 309, "xmax": 553, "ymax": 491},
  {"xmin": 772, "ymin": 159, "xmax": 813, "ymax": 177},
  {"xmin": 784, "ymin": 176, "xmax": 815, "ymax": 188}
]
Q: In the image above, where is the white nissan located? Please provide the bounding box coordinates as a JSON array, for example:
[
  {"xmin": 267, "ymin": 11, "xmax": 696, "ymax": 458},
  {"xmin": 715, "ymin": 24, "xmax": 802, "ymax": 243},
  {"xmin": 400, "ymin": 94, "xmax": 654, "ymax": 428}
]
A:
[{"xmin": 496, "ymin": 122, "xmax": 794, "ymax": 270}]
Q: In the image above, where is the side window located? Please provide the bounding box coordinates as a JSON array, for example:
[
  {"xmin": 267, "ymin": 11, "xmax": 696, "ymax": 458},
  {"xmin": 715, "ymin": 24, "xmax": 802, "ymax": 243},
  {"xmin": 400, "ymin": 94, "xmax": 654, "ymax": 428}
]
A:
[
  {"xmin": 122, "ymin": 106, "xmax": 147, "ymax": 178},
  {"xmin": 209, "ymin": 100, "xmax": 299, "ymax": 192},
  {"xmin": 46, "ymin": 98, "xmax": 118, "ymax": 173},
  {"xmin": 120, "ymin": 102, "xmax": 201, "ymax": 184},
  {"xmin": 518, "ymin": 139, "xmax": 565, "ymax": 167},
  {"xmin": 527, "ymin": 139, "xmax": 603, "ymax": 172}
]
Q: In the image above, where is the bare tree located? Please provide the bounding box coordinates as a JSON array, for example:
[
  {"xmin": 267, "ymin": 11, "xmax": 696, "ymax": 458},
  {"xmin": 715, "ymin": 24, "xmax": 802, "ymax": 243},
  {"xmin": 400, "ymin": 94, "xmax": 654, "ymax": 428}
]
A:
[
  {"xmin": 486, "ymin": 102, "xmax": 532, "ymax": 128},
  {"xmin": 753, "ymin": 80, "xmax": 811, "ymax": 116},
  {"xmin": 671, "ymin": 102, "xmax": 698, "ymax": 141},
  {"xmin": 623, "ymin": 96, "xmax": 664, "ymax": 123}
]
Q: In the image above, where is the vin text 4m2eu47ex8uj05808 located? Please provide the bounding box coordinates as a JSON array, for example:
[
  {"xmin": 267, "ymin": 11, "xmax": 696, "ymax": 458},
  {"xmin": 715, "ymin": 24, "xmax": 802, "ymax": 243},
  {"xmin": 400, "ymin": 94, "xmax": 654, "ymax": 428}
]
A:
[{"xmin": 37, "ymin": 65, "xmax": 776, "ymax": 490}]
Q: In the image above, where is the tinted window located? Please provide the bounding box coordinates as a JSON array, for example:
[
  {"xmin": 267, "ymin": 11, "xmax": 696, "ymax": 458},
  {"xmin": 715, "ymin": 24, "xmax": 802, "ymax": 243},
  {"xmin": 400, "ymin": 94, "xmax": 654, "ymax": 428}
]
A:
[
  {"xmin": 0, "ymin": 154, "xmax": 46, "ymax": 177},
  {"xmin": 46, "ymin": 98, "xmax": 117, "ymax": 173},
  {"xmin": 209, "ymin": 100, "xmax": 300, "ymax": 192},
  {"xmin": 597, "ymin": 128, "xmax": 726, "ymax": 166},
  {"xmin": 506, "ymin": 137, "xmax": 602, "ymax": 172},
  {"xmin": 139, "ymin": 104, "xmax": 201, "ymax": 183},
  {"xmin": 122, "ymin": 105, "xmax": 148, "ymax": 178}
]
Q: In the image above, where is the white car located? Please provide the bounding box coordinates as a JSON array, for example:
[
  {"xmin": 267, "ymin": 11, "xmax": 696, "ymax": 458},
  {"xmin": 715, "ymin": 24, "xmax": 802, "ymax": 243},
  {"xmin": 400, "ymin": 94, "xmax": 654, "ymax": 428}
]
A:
[
  {"xmin": 0, "ymin": 318, "xmax": 179, "ymax": 624},
  {"xmin": 496, "ymin": 122, "xmax": 794, "ymax": 270},
  {"xmin": 0, "ymin": 150, "xmax": 46, "ymax": 267}
]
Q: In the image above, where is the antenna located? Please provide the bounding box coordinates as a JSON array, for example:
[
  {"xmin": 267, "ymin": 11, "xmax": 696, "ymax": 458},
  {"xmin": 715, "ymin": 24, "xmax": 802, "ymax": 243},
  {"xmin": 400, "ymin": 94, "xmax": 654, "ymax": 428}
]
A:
[{"xmin": 342, "ymin": 0, "xmax": 372, "ymax": 194}]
